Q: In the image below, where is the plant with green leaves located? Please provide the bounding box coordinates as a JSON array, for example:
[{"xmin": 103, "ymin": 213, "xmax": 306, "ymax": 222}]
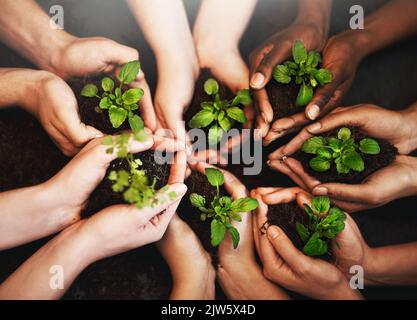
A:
[
  {"xmin": 189, "ymin": 168, "xmax": 258, "ymax": 248},
  {"xmin": 188, "ymin": 78, "xmax": 252, "ymax": 145},
  {"xmin": 102, "ymin": 134, "xmax": 176, "ymax": 209},
  {"xmin": 302, "ymin": 127, "xmax": 380, "ymax": 174},
  {"xmin": 81, "ymin": 60, "xmax": 144, "ymax": 135},
  {"xmin": 296, "ymin": 196, "xmax": 346, "ymax": 256},
  {"xmin": 272, "ymin": 40, "xmax": 333, "ymax": 106}
]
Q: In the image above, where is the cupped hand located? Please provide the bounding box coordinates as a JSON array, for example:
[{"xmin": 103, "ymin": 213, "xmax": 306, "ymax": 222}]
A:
[
  {"xmin": 51, "ymin": 36, "xmax": 156, "ymax": 131},
  {"xmin": 251, "ymin": 188, "xmax": 362, "ymax": 300},
  {"xmin": 249, "ymin": 21, "xmax": 329, "ymax": 141}
]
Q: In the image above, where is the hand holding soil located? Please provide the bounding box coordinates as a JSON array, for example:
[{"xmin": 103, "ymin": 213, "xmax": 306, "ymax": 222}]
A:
[{"xmin": 251, "ymin": 187, "xmax": 362, "ymax": 300}]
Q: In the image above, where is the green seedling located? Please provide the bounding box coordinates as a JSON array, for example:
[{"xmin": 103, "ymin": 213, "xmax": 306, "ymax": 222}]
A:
[
  {"xmin": 296, "ymin": 196, "xmax": 346, "ymax": 256},
  {"xmin": 189, "ymin": 168, "xmax": 258, "ymax": 248},
  {"xmin": 188, "ymin": 78, "xmax": 252, "ymax": 145},
  {"xmin": 272, "ymin": 40, "xmax": 333, "ymax": 106},
  {"xmin": 302, "ymin": 127, "xmax": 380, "ymax": 174},
  {"xmin": 102, "ymin": 134, "xmax": 176, "ymax": 209},
  {"xmin": 81, "ymin": 60, "xmax": 144, "ymax": 135}
]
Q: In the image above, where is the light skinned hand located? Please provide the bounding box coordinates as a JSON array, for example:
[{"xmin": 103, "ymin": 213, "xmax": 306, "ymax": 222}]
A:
[{"xmin": 251, "ymin": 187, "xmax": 362, "ymax": 300}]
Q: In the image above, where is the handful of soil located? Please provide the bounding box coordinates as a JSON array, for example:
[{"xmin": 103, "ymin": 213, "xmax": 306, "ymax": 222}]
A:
[
  {"xmin": 264, "ymin": 81, "xmax": 300, "ymax": 122},
  {"xmin": 293, "ymin": 126, "xmax": 398, "ymax": 184}
]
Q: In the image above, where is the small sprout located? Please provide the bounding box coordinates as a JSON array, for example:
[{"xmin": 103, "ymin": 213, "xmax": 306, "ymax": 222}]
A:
[
  {"xmin": 302, "ymin": 127, "xmax": 381, "ymax": 174},
  {"xmin": 296, "ymin": 196, "xmax": 346, "ymax": 256},
  {"xmin": 188, "ymin": 78, "xmax": 252, "ymax": 145},
  {"xmin": 272, "ymin": 40, "xmax": 333, "ymax": 106},
  {"xmin": 81, "ymin": 60, "xmax": 144, "ymax": 135},
  {"xmin": 103, "ymin": 133, "xmax": 174, "ymax": 209},
  {"xmin": 189, "ymin": 168, "xmax": 258, "ymax": 249}
]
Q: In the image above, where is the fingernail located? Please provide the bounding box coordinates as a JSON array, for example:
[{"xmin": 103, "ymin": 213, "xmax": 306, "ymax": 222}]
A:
[
  {"xmin": 313, "ymin": 186, "xmax": 328, "ymax": 196},
  {"xmin": 172, "ymin": 183, "xmax": 188, "ymax": 196},
  {"xmin": 267, "ymin": 226, "xmax": 280, "ymax": 239},
  {"xmin": 250, "ymin": 73, "xmax": 265, "ymax": 89},
  {"xmin": 94, "ymin": 133, "xmax": 104, "ymax": 138},
  {"xmin": 266, "ymin": 160, "xmax": 272, "ymax": 166},
  {"xmin": 307, "ymin": 104, "xmax": 320, "ymax": 120},
  {"xmin": 282, "ymin": 155, "xmax": 288, "ymax": 161},
  {"xmin": 307, "ymin": 122, "xmax": 322, "ymax": 133}
]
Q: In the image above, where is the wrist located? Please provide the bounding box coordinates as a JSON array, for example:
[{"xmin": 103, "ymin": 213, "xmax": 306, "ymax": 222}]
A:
[{"xmin": 295, "ymin": 0, "xmax": 332, "ymax": 40}]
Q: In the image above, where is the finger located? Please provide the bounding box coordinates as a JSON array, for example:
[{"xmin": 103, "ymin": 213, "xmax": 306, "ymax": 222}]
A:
[
  {"xmin": 283, "ymin": 157, "xmax": 321, "ymax": 191},
  {"xmin": 260, "ymin": 187, "xmax": 301, "ymax": 205},
  {"xmin": 295, "ymin": 192, "xmax": 312, "ymax": 209},
  {"xmin": 268, "ymin": 127, "xmax": 314, "ymax": 159},
  {"xmin": 269, "ymin": 112, "xmax": 310, "ymax": 135},
  {"xmin": 251, "ymin": 44, "xmax": 291, "ymax": 89},
  {"xmin": 168, "ymin": 151, "xmax": 187, "ymax": 184},
  {"xmin": 138, "ymin": 183, "xmax": 187, "ymax": 223},
  {"xmin": 131, "ymin": 70, "xmax": 157, "ymax": 132},
  {"xmin": 267, "ymin": 160, "xmax": 309, "ymax": 190},
  {"xmin": 266, "ymin": 225, "xmax": 312, "ymax": 272},
  {"xmin": 101, "ymin": 39, "xmax": 139, "ymax": 68},
  {"xmin": 153, "ymin": 135, "xmax": 185, "ymax": 153},
  {"xmin": 252, "ymin": 187, "xmax": 283, "ymax": 196},
  {"xmin": 252, "ymin": 89, "xmax": 274, "ymax": 124},
  {"xmin": 311, "ymin": 182, "xmax": 374, "ymax": 204},
  {"xmin": 255, "ymin": 114, "xmax": 270, "ymax": 138},
  {"xmin": 243, "ymin": 104, "xmax": 255, "ymax": 129},
  {"xmin": 304, "ymin": 75, "xmax": 346, "ymax": 121}
]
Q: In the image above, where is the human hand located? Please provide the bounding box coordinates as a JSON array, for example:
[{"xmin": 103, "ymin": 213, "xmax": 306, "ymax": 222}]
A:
[
  {"xmin": 50, "ymin": 36, "xmax": 156, "ymax": 131},
  {"xmin": 251, "ymin": 187, "xmax": 362, "ymax": 300}
]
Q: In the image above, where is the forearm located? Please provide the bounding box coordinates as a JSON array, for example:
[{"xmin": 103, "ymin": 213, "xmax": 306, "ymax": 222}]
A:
[
  {"xmin": 0, "ymin": 222, "xmax": 92, "ymax": 299},
  {"xmin": 127, "ymin": 0, "xmax": 197, "ymax": 67},
  {"xmin": 366, "ymin": 242, "xmax": 417, "ymax": 286},
  {"xmin": 0, "ymin": 0, "xmax": 73, "ymax": 72},
  {"xmin": 295, "ymin": 0, "xmax": 332, "ymax": 36},
  {"xmin": 194, "ymin": 0, "xmax": 257, "ymax": 50},
  {"xmin": 0, "ymin": 181, "xmax": 79, "ymax": 250},
  {"xmin": 336, "ymin": 0, "xmax": 417, "ymax": 61},
  {"xmin": 401, "ymin": 101, "xmax": 417, "ymax": 153}
]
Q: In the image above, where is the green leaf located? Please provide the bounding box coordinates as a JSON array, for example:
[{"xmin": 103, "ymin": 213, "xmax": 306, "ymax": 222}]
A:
[
  {"xmin": 102, "ymin": 135, "xmax": 113, "ymax": 145},
  {"xmin": 336, "ymin": 160, "xmax": 350, "ymax": 174},
  {"xmin": 190, "ymin": 193, "xmax": 206, "ymax": 208},
  {"xmin": 359, "ymin": 138, "xmax": 380, "ymax": 155},
  {"xmin": 211, "ymin": 219, "xmax": 226, "ymax": 247},
  {"xmin": 229, "ymin": 226, "xmax": 240, "ymax": 249},
  {"xmin": 329, "ymin": 137, "xmax": 342, "ymax": 151},
  {"xmin": 188, "ymin": 109, "xmax": 214, "ymax": 129},
  {"xmin": 122, "ymin": 88, "xmax": 144, "ymax": 104},
  {"xmin": 204, "ymin": 78, "xmax": 219, "ymax": 95},
  {"xmin": 218, "ymin": 115, "xmax": 233, "ymax": 132},
  {"xmin": 292, "ymin": 40, "xmax": 307, "ymax": 64},
  {"xmin": 311, "ymin": 196, "xmax": 331, "ymax": 215},
  {"xmin": 109, "ymin": 106, "xmax": 128, "ymax": 128},
  {"xmin": 99, "ymin": 97, "xmax": 112, "ymax": 109},
  {"xmin": 81, "ymin": 84, "xmax": 98, "ymax": 97},
  {"xmin": 317, "ymin": 147, "xmax": 332, "ymax": 159},
  {"xmin": 315, "ymin": 68, "xmax": 333, "ymax": 86},
  {"xmin": 303, "ymin": 232, "xmax": 328, "ymax": 256},
  {"xmin": 231, "ymin": 197, "xmax": 259, "ymax": 212},
  {"xmin": 128, "ymin": 113, "xmax": 144, "ymax": 134},
  {"xmin": 310, "ymin": 156, "xmax": 331, "ymax": 172},
  {"xmin": 296, "ymin": 222, "xmax": 310, "ymax": 243},
  {"xmin": 226, "ymin": 107, "xmax": 247, "ymax": 124},
  {"xmin": 296, "ymin": 83, "xmax": 313, "ymax": 107},
  {"xmin": 117, "ymin": 60, "xmax": 140, "ymax": 85},
  {"xmin": 102, "ymin": 77, "xmax": 114, "ymax": 92},
  {"xmin": 115, "ymin": 87, "xmax": 122, "ymax": 98},
  {"xmin": 302, "ymin": 136, "xmax": 325, "ymax": 154},
  {"xmin": 235, "ymin": 89, "xmax": 252, "ymax": 105},
  {"xmin": 343, "ymin": 151, "xmax": 364, "ymax": 172},
  {"xmin": 208, "ymin": 124, "xmax": 223, "ymax": 145},
  {"xmin": 205, "ymin": 168, "xmax": 224, "ymax": 187},
  {"xmin": 272, "ymin": 65, "xmax": 291, "ymax": 84},
  {"xmin": 307, "ymin": 51, "xmax": 320, "ymax": 68},
  {"xmin": 338, "ymin": 127, "xmax": 351, "ymax": 141}
]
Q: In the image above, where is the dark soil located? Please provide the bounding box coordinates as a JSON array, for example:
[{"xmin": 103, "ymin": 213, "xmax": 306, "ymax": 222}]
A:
[
  {"xmin": 267, "ymin": 202, "xmax": 331, "ymax": 261},
  {"xmin": 293, "ymin": 126, "xmax": 398, "ymax": 184},
  {"xmin": 177, "ymin": 171, "xmax": 227, "ymax": 260},
  {"xmin": 264, "ymin": 80, "xmax": 300, "ymax": 122},
  {"xmin": 184, "ymin": 69, "xmax": 242, "ymax": 149}
]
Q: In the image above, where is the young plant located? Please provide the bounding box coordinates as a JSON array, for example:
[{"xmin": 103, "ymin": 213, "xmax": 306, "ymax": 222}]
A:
[
  {"xmin": 103, "ymin": 134, "xmax": 176, "ymax": 209},
  {"xmin": 272, "ymin": 40, "xmax": 333, "ymax": 106},
  {"xmin": 301, "ymin": 127, "xmax": 380, "ymax": 174},
  {"xmin": 296, "ymin": 196, "xmax": 346, "ymax": 256},
  {"xmin": 188, "ymin": 78, "xmax": 252, "ymax": 145},
  {"xmin": 81, "ymin": 60, "xmax": 144, "ymax": 135},
  {"xmin": 189, "ymin": 168, "xmax": 258, "ymax": 248}
]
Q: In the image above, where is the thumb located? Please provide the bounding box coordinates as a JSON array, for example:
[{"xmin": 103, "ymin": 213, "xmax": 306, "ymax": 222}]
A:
[
  {"xmin": 312, "ymin": 183, "xmax": 374, "ymax": 204},
  {"xmin": 100, "ymin": 39, "xmax": 139, "ymax": 67},
  {"xmin": 267, "ymin": 225, "xmax": 311, "ymax": 272}
]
